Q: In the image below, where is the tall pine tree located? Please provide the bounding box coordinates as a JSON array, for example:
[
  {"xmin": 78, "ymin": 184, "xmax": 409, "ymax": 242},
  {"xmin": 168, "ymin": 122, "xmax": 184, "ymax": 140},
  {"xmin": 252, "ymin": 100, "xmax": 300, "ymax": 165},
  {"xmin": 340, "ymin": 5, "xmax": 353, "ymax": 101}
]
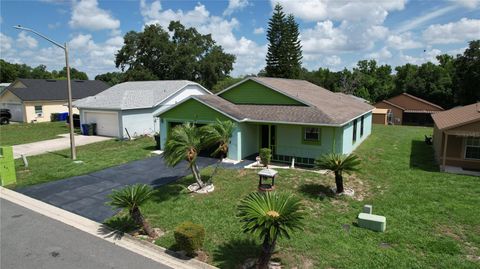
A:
[{"xmin": 265, "ymin": 4, "xmax": 302, "ymax": 78}]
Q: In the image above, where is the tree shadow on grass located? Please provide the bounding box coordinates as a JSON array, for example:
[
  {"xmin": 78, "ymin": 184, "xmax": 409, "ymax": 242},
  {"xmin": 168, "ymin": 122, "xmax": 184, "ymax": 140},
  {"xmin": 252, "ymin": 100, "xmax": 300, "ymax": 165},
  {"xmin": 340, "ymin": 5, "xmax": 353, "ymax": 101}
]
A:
[
  {"xmin": 46, "ymin": 151, "xmax": 70, "ymax": 158},
  {"xmin": 143, "ymin": 145, "xmax": 157, "ymax": 151},
  {"xmin": 410, "ymin": 140, "xmax": 439, "ymax": 172},
  {"xmin": 298, "ymin": 183, "xmax": 335, "ymax": 200},
  {"xmin": 212, "ymin": 239, "xmax": 259, "ymax": 269},
  {"xmin": 98, "ymin": 215, "xmax": 138, "ymax": 240}
]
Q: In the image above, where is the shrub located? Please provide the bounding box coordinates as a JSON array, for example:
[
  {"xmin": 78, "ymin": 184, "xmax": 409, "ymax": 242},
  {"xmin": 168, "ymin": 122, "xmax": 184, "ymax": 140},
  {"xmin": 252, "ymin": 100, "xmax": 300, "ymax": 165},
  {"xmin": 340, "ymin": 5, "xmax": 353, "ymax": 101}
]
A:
[
  {"xmin": 259, "ymin": 148, "xmax": 272, "ymax": 167},
  {"xmin": 174, "ymin": 222, "xmax": 205, "ymax": 256}
]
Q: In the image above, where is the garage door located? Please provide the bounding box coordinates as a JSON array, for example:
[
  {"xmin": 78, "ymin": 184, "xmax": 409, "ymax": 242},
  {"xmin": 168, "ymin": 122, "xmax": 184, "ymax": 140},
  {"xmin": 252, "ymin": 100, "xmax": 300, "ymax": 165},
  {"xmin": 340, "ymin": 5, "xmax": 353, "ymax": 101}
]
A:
[
  {"xmin": 84, "ymin": 111, "xmax": 120, "ymax": 137},
  {"xmin": 2, "ymin": 103, "xmax": 23, "ymax": 122}
]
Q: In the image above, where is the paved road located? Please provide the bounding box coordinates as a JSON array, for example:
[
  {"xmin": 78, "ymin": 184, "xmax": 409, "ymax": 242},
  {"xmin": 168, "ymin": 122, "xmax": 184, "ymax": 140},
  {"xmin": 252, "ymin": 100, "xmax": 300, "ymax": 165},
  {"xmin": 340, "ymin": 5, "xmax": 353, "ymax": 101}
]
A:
[
  {"xmin": 13, "ymin": 134, "xmax": 111, "ymax": 159},
  {"xmin": 19, "ymin": 155, "xmax": 217, "ymax": 222},
  {"xmin": 0, "ymin": 198, "xmax": 172, "ymax": 269}
]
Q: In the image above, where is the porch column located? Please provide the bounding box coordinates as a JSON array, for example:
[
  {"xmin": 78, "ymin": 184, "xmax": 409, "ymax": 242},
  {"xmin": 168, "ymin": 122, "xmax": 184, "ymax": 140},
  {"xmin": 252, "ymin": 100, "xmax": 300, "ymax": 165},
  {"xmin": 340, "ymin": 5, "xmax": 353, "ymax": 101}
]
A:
[{"xmin": 442, "ymin": 132, "xmax": 448, "ymax": 172}]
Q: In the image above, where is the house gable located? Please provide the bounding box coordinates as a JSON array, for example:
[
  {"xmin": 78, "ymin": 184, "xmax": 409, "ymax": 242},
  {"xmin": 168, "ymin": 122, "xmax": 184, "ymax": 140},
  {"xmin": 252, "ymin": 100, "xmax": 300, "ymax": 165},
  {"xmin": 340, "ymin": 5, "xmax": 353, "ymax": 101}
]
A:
[
  {"xmin": 218, "ymin": 79, "xmax": 305, "ymax": 105},
  {"xmin": 387, "ymin": 93, "xmax": 443, "ymax": 111},
  {"xmin": 160, "ymin": 98, "xmax": 234, "ymax": 122}
]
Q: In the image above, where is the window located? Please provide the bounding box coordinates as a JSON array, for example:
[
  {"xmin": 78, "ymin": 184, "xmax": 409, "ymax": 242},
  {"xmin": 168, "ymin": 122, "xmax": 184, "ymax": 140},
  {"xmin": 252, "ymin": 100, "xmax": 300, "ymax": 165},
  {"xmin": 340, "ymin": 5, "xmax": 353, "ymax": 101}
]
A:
[
  {"xmin": 352, "ymin": 119, "xmax": 357, "ymax": 143},
  {"xmin": 360, "ymin": 115, "xmax": 364, "ymax": 137},
  {"xmin": 34, "ymin": 105, "xmax": 43, "ymax": 116},
  {"xmin": 465, "ymin": 137, "xmax": 480, "ymax": 160},
  {"xmin": 303, "ymin": 127, "xmax": 320, "ymax": 144}
]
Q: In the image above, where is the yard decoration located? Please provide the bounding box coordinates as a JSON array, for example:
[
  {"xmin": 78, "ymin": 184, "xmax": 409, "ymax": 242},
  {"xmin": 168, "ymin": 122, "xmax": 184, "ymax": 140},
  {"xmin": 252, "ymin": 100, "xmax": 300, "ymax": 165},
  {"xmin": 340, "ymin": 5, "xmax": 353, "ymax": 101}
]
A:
[
  {"xmin": 163, "ymin": 122, "xmax": 211, "ymax": 192},
  {"xmin": 259, "ymin": 148, "xmax": 272, "ymax": 167},
  {"xmin": 238, "ymin": 192, "xmax": 304, "ymax": 269},
  {"xmin": 258, "ymin": 168, "xmax": 278, "ymax": 192},
  {"xmin": 200, "ymin": 119, "xmax": 236, "ymax": 181},
  {"xmin": 108, "ymin": 184, "xmax": 157, "ymax": 238},
  {"xmin": 315, "ymin": 153, "xmax": 360, "ymax": 194},
  {"xmin": 357, "ymin": 205, "xmax": 386, "ymax": 232},
  {"xmin": 174, "ymin": 222, "xmax": 206, "ymax": 257}
]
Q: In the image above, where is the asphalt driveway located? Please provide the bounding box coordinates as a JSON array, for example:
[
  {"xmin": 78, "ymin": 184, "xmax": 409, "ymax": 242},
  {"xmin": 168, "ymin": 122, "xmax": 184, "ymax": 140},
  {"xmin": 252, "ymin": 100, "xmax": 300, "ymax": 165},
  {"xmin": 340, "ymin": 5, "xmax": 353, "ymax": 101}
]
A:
[{"xmin": 18, "ymin": 155, "xmax": 217, "ymax": 222}]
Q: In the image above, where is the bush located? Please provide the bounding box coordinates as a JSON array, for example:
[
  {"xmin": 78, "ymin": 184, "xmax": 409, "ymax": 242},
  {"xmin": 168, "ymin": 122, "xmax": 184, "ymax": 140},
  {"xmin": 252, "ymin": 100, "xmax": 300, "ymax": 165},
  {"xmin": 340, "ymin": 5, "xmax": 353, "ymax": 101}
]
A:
[
  {"xmin": 50, "ymin": 113, "xmax": 60, "ymax": 122},
  {"xmin": 259, "ymin": 148, "xmax": 271, "ymax": 167},
  {"xmin": 174, "ymin": 222, "xmax": 205, "ymax": 256}
]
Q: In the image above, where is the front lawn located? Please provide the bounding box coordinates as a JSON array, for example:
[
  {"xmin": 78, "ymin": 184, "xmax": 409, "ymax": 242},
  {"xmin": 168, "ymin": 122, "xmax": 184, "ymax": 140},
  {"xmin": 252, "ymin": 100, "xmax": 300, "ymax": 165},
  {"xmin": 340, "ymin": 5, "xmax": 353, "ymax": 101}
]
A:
[
  {"xmin": 0, "ymin": 121, "xmax": 71, "ymax": 146},
  {"xmin": 13, "ymin": 137, "xmax": 157, "ymax": 188},
  {"xmin": 109, "ymin": 125, "xmax": 480, "ymax": 268}
]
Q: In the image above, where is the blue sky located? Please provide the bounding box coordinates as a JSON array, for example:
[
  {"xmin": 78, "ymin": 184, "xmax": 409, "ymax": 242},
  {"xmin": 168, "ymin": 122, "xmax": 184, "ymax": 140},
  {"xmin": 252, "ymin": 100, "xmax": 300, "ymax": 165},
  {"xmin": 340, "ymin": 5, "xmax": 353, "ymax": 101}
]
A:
[{"xmin": 1, "ymin": 0, "xmax": 479, "ymax": 79}]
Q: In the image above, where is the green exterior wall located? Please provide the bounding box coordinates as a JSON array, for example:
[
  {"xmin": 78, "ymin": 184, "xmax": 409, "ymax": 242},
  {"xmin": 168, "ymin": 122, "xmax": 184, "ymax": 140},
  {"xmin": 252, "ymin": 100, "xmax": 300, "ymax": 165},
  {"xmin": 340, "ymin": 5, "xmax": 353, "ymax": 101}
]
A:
[{"xmin": 219, "ymin": 80, "xmax": 305, "ymax": 105}]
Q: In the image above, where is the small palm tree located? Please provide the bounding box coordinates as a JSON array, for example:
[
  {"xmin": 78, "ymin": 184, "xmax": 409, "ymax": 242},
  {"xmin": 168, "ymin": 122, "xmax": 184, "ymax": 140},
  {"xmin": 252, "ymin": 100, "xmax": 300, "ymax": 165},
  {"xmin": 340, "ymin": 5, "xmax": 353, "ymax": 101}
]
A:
[
  {"xmin": 163, "ymin": 122, "xmax": 205, "ymax": 188},
  {"xmin": 201, "ymin": 119, "xmax": 236, "ymax": 179},
  {"xmin": 108, "ymin": 184, "xmax": 156, "ymax": 238},
  {"xmin": 315, "ymin": 153, "xmax": 361, "ymax": 194},
  {"xmin": 238, "ymin": 192, "xmax": 304, "ymax": 269}
]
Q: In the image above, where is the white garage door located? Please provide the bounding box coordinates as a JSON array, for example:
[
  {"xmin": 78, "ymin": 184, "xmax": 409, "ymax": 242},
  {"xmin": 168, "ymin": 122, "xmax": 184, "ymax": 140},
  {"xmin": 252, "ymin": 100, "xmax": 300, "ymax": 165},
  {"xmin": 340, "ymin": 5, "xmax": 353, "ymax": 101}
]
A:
[
  {"xmin": 2, "ymin": 103, "xmax": 23, "ymax": 122},
  {"xmin": 84, "ymin": 111, "xmax": 120, "ymax": 137}
]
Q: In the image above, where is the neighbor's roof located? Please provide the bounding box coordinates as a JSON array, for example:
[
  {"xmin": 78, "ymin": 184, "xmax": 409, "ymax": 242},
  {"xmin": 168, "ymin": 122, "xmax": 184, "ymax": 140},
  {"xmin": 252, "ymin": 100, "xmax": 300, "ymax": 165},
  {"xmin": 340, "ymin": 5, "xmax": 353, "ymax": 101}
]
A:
[
  {"xmin": 5, "ymin": 79, "xmax": 109, "ymax": 101},
  {"xmin": 213, "ymin": 77, "xmax": 374, "ymax": 125},
  {"xmin": 432, "ymin": 102, "xmax": 480, "ymax": 130},
  {"xmin": 74, "ymin": 80, "xmax": 207, "ymax": 110}
]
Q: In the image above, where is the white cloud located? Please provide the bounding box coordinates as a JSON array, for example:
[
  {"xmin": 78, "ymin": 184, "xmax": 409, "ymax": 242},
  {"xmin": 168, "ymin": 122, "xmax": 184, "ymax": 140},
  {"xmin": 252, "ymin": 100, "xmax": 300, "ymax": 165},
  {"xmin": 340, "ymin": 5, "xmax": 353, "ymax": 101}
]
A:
[
  {"xmin": 395, "ymin": 5, "xmax": 457, "ymax": 33},
  {"xmin": 139, "ymin": 0, "xmax": 265, "ymax": 76},
  {"xmin": 17, "ymin": 32, "xmax": 38, "ymax": 49},
  {"xmin": 325, "ymin": 55, "xmax": 341, "ymax": 66},
  {"xmin": 69, "ymin": 0, "xmax": 120, "ymax": 31},
  {"xmin": 386, "ymin": 32, "xmax": 423, "ymax": 50},
  {"xmin": 366, "ymin": 47, "xmax": 392, "ymax": 61},
  {"xmin": 0, "ymin": 33, "xmax": 13, "ymax": 53},
  {"xmin": 223, "ymin": 0, "xmax": 249, "ymax": 16},
  {"xmin": 450, "ymin": 0, "xmax": 480, "ymax": 8},
  {"xmin": 423, "ymin": 18, "xmax": 480, "ymax": 44},
  {"xmin": 273, "ymin": 0, "xmax": 405, "ymax": 24},
  {"xmin": 399, "ymin": 48, "xmax": 442, "ymax": 65},
  {"xmin": 253, "ymin": 27, "xmax": 264, "ymax": 34},
  {"xmin": 48, "ymin": 22, "xmax": 62, "ymax": 29}
]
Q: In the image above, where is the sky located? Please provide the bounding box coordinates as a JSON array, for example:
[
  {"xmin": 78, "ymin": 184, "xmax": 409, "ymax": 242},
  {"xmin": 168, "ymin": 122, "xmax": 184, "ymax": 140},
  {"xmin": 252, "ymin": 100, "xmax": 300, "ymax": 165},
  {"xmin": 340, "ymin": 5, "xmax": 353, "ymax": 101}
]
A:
[{"xmin": 1, "ymin": 0, "xmax": 479, "ymax": 79}]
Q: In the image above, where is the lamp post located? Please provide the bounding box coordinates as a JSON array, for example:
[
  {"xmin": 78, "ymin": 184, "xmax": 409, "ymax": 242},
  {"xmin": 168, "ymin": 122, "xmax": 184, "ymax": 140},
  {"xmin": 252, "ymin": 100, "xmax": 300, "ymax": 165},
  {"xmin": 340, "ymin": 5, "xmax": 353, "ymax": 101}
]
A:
[{"xmin": 13, "ymin": 25, "xmax": 76, "ymax": 160}]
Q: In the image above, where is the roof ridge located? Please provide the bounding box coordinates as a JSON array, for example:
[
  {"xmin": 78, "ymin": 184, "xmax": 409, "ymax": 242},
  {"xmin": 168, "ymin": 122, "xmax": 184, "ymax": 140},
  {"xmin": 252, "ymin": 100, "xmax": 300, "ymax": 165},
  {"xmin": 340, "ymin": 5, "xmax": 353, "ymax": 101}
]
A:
[{"xmin": 400, "ymin": 92, "xmax": 444, "ymax": 110}]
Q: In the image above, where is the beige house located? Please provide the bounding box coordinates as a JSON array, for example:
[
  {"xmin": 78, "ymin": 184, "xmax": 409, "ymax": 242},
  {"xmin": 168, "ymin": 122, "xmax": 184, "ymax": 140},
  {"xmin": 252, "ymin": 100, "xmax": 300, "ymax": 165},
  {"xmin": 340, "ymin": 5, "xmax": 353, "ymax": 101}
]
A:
[
  {"xmin": 432, "ymin": 102, "xmax": 480, "ymax": 173},
  {"xmin": 0, "ymin": 79, "xmax": 109, "ymax": 123}
]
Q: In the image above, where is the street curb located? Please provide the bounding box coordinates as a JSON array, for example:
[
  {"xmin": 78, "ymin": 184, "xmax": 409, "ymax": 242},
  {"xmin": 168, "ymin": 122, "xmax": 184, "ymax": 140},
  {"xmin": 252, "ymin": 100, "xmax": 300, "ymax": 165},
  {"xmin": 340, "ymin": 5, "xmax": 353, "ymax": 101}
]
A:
[{"xmin": 0, "ymin": 187, "xmax": 218, "ymax": 269}]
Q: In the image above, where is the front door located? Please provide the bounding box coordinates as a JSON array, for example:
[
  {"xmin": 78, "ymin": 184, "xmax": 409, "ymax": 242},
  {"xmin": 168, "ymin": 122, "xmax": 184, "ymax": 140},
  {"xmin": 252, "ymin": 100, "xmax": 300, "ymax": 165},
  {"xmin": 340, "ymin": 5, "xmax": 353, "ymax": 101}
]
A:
[{"xmin": 260, "ymin": 125, "xmax": 276, "ymax": 154}]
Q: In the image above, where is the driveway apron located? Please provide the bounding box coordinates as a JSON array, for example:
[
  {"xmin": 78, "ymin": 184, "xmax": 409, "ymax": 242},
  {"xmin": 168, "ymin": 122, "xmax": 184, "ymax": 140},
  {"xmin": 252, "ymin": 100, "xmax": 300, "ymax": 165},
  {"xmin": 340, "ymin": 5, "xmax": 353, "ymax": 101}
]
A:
[{"xmin": 18, "ymin": 155, "xmax": 217, "ymax": 222}]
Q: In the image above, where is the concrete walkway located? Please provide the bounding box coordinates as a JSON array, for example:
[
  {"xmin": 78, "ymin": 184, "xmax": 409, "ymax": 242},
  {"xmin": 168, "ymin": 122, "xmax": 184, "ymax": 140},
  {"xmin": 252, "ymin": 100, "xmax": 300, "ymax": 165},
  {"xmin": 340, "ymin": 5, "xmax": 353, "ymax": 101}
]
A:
[
  {"xmin": 1, "ymin": 187, "xmax": 216, "ymax": 269},
  {"xmin": 13, "ymin": 133, "xmax": 112, "ymax": 159}
]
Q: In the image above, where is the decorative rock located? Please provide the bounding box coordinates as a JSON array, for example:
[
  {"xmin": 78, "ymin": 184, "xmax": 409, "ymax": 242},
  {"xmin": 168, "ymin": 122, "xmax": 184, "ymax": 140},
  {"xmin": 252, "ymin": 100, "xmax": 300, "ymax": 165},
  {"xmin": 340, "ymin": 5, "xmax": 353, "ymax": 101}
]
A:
[
  {"xmin": 243, "ymin": 258, "xmax": 257, "ymax": 269},
  {"xmin": 187, "ymin": 183, "xmax": 214, "ymax": 193},
  {"xmin": 358, "ymin": 213, "xmax": 386, "ymax": 232},
  {"xmin": 330, "ymin": 187, "xmax": 355, "ymax": 197}
]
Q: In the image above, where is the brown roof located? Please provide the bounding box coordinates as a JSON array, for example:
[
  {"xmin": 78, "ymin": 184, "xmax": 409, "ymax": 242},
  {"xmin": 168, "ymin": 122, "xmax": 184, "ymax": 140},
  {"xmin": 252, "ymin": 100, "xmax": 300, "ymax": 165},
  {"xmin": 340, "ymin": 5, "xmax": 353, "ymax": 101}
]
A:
[
  {"xmin": 401, "ymin": 93, "xmax": 444, "ymax": 110},
  {"xmin": 212, "ymin": 77, "xmax": 373, "ymax": 125},
  {"xmin": 375, "ymin": 92, "xmax": 444, "ymax": 112},
  {"xmin": 431, "ymin": 102, "xmax": 480, "ymax": 130},
  {"xmin": 195, "ymin": 87, "xmax": 370, "ymax": 126}
]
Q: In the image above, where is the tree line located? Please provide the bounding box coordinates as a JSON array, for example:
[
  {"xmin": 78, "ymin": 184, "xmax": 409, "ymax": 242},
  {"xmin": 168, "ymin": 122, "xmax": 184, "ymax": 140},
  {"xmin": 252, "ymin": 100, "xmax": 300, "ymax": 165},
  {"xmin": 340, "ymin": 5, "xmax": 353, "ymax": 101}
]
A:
[{"xmin": 0, "ymin": 59, "xmax": 89, "ymax": 82}]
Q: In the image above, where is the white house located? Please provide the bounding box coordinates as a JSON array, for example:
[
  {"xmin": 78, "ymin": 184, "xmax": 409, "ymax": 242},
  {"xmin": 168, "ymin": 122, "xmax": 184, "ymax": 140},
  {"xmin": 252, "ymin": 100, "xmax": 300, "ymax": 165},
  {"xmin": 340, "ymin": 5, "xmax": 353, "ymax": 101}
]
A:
[{"xmin": 73, "ymin": 80, "xmax": 210, "ymax": 138}]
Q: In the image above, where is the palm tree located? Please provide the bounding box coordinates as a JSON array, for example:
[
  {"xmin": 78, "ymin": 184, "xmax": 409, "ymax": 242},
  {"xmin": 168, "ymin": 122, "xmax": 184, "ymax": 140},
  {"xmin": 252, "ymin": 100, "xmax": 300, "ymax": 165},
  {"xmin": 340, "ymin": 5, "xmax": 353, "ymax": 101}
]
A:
[
  {"xmin": 238, "ymin": 192, "xmax": 304, "ymax": 269},
  {"xmin": 108, "ymin": 184, "xmax": 156, "ymax": 238},
  {"xmin": 315, "ymin": 153, "xmax": 361, "ymax": 194},
  {"xmin": 201, "ymin": 119, "xmax": 236, "ymax": 180},
  {"xmin": 163, "ymin": 122, "xmax": 205, "ymax": 188}
]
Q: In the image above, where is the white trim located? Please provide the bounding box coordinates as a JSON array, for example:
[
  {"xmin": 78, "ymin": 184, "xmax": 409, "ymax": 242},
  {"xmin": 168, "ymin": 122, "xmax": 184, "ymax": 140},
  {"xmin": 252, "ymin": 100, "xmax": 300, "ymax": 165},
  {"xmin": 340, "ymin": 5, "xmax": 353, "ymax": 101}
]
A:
[{"xmin": 151, "ymin": 82, "xmax": 212, "ymax": 108}]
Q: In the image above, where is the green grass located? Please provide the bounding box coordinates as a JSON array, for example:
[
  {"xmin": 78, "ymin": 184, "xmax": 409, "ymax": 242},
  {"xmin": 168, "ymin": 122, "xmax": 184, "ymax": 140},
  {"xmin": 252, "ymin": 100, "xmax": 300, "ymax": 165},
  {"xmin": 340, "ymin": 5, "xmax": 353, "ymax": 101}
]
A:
[
  {"xmin": 107, "ymin": 125, "xmax": 480, "ymax": 268},
  {"xmin": 12, "ymin": 137, "xmax": 157, "ymax": 188},
  {"xmin": 0, "ymin": 122, "xmax": 71, "ymax": 146}
]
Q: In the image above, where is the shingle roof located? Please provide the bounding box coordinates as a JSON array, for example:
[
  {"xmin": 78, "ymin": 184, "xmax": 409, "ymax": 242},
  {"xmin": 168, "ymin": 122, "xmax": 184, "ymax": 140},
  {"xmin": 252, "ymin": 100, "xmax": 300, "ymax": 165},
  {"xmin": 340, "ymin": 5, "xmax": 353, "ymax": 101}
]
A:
[
  {"xmin": 432, "ymin": 102, "xmax": 480, "ymax": 130},
  {"xmin": 6, "ymin": 79, "xmax": 109, "ymax": 101},
  {"xmin": 74, "ymin": 80, "xmax": 204, "ymax": 110},
  {"xmin": 194, "ymin": 89, "xmax": 371, "ymax": 126},
  {"xmin": 213, "ymin": 77, "xmax": 374, "ymax": 125}
]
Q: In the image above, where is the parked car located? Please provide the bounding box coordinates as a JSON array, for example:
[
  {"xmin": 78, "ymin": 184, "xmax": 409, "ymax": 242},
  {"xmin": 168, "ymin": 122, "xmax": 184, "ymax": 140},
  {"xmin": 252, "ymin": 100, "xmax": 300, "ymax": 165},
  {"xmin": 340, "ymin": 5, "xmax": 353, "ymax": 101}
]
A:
[{"xmin": 0, "ymin": 109, "xmax": 11, "ymax": 125}]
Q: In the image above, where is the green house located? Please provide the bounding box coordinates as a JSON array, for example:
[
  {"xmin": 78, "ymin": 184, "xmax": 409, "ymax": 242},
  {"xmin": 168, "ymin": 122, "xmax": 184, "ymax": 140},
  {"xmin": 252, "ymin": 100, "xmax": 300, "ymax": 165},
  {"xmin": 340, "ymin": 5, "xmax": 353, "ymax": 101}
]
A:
[{"xmin": 156, "ymin": 77, "xmax": 374, "ymax": 166}]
